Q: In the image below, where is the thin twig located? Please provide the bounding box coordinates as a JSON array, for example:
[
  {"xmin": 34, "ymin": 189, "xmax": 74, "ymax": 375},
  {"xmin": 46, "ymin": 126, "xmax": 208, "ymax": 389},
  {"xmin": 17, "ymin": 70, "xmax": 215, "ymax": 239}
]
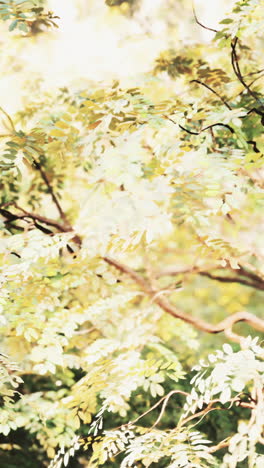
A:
[
  {"xmin": 155, "ymin": 265, "xmax": 200, "ymax": 278},
  {"xmin": 192, "ymin": 3, "xmax": 218, "ymax": 33},
  {"xmin": 209, "ymin": 438, "xmax": 231, "ymax": 453},
  {"xmin": 32, "ymin": 158, "xmax": 70, "ymax": 227},
  {"xmin": 247, "ymin": 140, "xmax": 260, "ymax": 153},
  {"xmin": 179, "ymin": 122, "xmax": 234, "ymax": 135},
  {"xmin": 150, "ymin": 390, "xmax": 186, "ymax": 429},
  {"xmin": 114, "ymin": 390, "xmax": 189, "ymax": 431},
  {"xmin": 156, "ymin": 262, "xmax": 264, "ymax": 292},
  {"xmin": 0, "ymin": 205, "xmax": 69, "ymax": 232},
  {"xmin": 199, "ymin": 271, "xmax": 264, "ymax": 291},
  {"xmin": 1, "ymin": 202, "xmax": 81, "ymax": 246},
  {"xmin": 231, "ymin": 38, "xmax": 263, "ymax": 107},
  {"xmin": 245, "ymin": 68, "xmax": 264, "ymax": 78},
  {"xmin": 190, "ymin": 80, "xmax": 232, "ymax": 110},
  {"xmin": 180, "ymin": 394, "xmax": 254, "ymax": 428},
  {"xmin": 180, "ymin": 402, "xmax": 217, "ymax": 427},
  {"xmin": 241, "ymin": 72, "xmax": 264, "ymax": 95}
]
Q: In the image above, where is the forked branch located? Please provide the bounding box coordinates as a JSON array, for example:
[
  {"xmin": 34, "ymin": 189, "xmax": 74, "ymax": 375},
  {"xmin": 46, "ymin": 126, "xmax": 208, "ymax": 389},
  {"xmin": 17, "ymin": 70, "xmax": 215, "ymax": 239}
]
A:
[
  {"xmin": 0, "ymin": 204, "xmax": 69, "ymax": 233},
  {"xmin": 231, "ymin": 38, "xmax": 264, "ymax": 107},
  {"xmin": 199, "ymin": 271, "xmax": 264, "ymax": 291},
  {"xmin": 103, "ymin": 256, "xmax": 264, "ymax": 343}
]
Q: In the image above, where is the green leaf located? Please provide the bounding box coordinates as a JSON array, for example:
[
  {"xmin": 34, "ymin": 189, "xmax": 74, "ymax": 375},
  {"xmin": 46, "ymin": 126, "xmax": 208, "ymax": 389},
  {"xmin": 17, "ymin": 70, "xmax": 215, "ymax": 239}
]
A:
[
  {"xmin": 219, "ymin": 18, "xmax": 234, "ymax": 24},
  {"xmin": 18, "ymin": 22, "xmax": 28, "ymax": 32},
  {"xmin": 8, "ymin": 19, "xmax": 18, "ymax": 31}
]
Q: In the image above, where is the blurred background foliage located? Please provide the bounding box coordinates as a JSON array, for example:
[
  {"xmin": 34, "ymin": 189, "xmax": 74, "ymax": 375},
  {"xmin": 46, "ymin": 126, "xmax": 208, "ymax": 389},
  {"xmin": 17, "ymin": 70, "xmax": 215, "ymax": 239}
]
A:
[{"xmin": 0, "ymin": 1, "xmax": 263, "ymax": 467}]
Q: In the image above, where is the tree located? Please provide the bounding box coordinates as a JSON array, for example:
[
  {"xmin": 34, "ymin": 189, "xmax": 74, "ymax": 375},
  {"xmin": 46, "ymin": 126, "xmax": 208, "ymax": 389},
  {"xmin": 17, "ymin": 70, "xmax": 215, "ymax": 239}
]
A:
[{"xmin": 0, "ymin": 0, "xmax": 263, "ymax": 467}]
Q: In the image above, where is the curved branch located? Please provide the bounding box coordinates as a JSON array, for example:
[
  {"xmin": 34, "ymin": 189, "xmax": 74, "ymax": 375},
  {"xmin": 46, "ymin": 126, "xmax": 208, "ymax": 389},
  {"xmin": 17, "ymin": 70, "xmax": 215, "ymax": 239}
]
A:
[
  {"xmin": 156, "ymin": 262, "xmax": 264, "ymax": 292},
  {"xmin": 247, "ymin": 140, "xmax": 260, "ymax": 153},
  {"xmin": 231, "ymin": 38, "xmax": 264, "ymax": 107},
  {"xmin": 154, "ymin": 297, "xmax": 264, "ymax": 335},
  {"xmin": 0, "ymin": 206, "xmax": 69, "ymax": 232},
  {"xmin": 103, "ymin": 256, "xmax": 264, "ymax": 343},
  {"xmin": 238, "ymin": 264, "xmax": 264, "ymax": 284},
  {"xmin": 179, "ymin": 122, "xmax": 234, "ymax": 135},
  {"xmin": 209, "ymin": 438, "xmax": 231, "ymax": 454},
  {"xmin": 156, "ymin": 266, "xmax": 200, "ymax": 278},
  {"xmin": 192, "ymin": 3, "xmax": 218, "ymax": 33},
  {"xmin": 165, "ymin": 116, "xmax": 234, "ymax": 135},
  {"xmin": 236, "ymin": 73, "xmax": 264, "ymax": 100},
  {"xmin": 114, "ymin": 390, "xmax": 189, "ymax": 432},
  {"xmin": 150, "ymin": 390, "xmax": 187, "ymax": 429},
  {"xmin": 190, "ymin": 80, "xmax": 232, "ymax": 110},
  {"xmin": 199, "ymin": 271, "xmax": 264, "ymax": 291},
  {"xmin": 0, "ymin": 202, "xmax": 82, "ymax": 247},
  {"xmin": 180, "ymin": 401, "xmax": 221, "ymax": 427}
]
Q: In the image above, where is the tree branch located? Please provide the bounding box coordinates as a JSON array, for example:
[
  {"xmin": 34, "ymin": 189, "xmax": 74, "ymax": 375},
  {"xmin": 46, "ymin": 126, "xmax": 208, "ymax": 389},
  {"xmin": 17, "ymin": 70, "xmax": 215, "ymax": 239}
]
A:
[
  {"xmin": 231, "ymin": 38, "xmax": 264, "ymax": 107},
  {"xmin": 180, "ymin": 401, "xmax": 219, "ymax": 427},
  {"xmin": 0, "ymin": 201, "xmax": 82, "ymax": 247},
  {"xmin": 192, "ymin": 3, "xmax": 218, "ymax": 33},
  {"xmin": 238, "ymin": 263, "xmax": 264, "ymax": 284},
  {"xmin": 190, "ymin": 80, "xmax": 232, "ymax": 110},
  {"xmin": 115, "ymin": 390, "xmax": 189, "ymax": 431},
  {"xmin": 209, "ymin": 438, "xmax": 231, "ymax": 453},
  {"xmin": 180, "ymin": 394, "xmax": 255, "ymax": 429},
  {"xmin": 156, "ymin": 262, "xmax": 264, "ymax": 292},
  {"xmin": 199, "ymin": 271, "xmax": 264, "ymax": 291},
  {"xmin": 247, "ymin": 140, "xmax": 260, "ymax": 153},
  {"xmin": 166, "ymin": 116, "xmax": 234, "ymax": 135},
  {"xmin": 103, "ymin": 256, "xmax": 152, "ymax": 292},
  {"xmin": 179, "ymin": 122, "xmax": 234, "ymax": 135},
  {"xmin": 236, "ymin": 72, "xmax": 264, "ymax": 99},
  {"xmin": 156, "ymin": 265, "xmax": 200, "ymax": 278},
  {"xmin": 0, "ymin": 205, "xmax": 69, "ymax": 233},
  {"xmin": 103, "ymin": 256, "xmax": 264, "ymax": 343},
  {"xmin": 150, "ymin": 390, "xmax": 187, "ymax": 430},
  {"xmin": 32, "ymin": 158, "xmax": 70, "ymax": 227}
]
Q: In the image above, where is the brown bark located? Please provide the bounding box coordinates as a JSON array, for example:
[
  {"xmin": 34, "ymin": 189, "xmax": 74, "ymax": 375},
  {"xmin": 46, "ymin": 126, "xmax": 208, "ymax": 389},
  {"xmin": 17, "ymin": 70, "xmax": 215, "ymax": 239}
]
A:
[{"xmin": 103, "ymin": 256, "xmax": 264, "ymax": 343}]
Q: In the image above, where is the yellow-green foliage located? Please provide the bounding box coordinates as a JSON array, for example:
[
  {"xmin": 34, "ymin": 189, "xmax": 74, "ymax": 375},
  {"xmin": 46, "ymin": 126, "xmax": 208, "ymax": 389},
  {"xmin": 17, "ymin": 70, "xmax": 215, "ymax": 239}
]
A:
[{"xmin": 0, "ymin": 1, "xmax": 263, "ymax": 467}]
